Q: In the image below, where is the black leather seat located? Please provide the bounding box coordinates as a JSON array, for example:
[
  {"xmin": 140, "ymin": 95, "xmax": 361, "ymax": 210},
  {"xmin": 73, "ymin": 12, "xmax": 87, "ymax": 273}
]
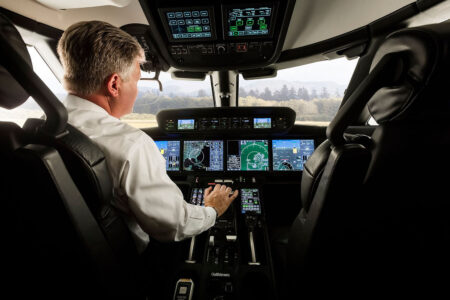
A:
[
  {"xmin": 0, "ymin": 13, "xmax": 143, "ymax": 297},
  {"xmin": 286, "ymin": 21, "xmax": 450, "ymax": 296}
]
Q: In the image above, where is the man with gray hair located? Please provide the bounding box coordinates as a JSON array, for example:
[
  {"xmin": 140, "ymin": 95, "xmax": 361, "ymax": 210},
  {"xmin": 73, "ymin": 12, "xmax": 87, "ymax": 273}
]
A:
[{"xmin": 58, "ymin": 21, "xmax": 238, "ymax": 253}]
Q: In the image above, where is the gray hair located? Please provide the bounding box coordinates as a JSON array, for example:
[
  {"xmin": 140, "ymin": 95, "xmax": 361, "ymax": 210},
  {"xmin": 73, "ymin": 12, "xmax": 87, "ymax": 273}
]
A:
[{"xmin": 57, "ymin": 20, "xmax": 144, "ymax": 95}]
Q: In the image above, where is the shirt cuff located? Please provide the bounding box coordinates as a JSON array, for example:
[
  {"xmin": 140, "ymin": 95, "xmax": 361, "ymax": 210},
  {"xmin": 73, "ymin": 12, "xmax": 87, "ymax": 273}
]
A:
[{"xmin": 204, "ymin": 206, "xmax": 217, "ymax": 229}]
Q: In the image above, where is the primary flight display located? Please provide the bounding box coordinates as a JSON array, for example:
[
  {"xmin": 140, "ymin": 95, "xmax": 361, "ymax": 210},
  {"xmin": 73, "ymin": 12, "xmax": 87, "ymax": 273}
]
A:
[
  {"xmin": 154, "ymin": 140, "xmax": 181, "ymax": 171},
  {"xmin": 272, "ymin": 139, "xmax": 314, "ymax": 171}
]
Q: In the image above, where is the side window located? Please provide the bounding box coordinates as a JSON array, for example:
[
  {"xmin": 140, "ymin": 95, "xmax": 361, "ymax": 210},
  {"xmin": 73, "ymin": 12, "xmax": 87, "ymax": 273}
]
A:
[
  {"xmin": 239, "ymin": 57, "xmax": 358, "ymax": 125},
  {"xmin": 0, "ymin": 46, "xmax": 65, "ymax": 126},
  {"xmin": 123, "ymin": 71, "xmax": 213, "ymax": 128}
]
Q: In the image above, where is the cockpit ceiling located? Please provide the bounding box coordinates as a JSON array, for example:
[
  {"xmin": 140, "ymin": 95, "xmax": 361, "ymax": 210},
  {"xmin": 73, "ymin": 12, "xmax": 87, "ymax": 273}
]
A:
[
  {"xmin": 283, "ymin": 0, "xmax": 415, "ymax": 50},
  {"xmin": 0, "ymin": 0, "xmax": 416, "ymax": 52}
]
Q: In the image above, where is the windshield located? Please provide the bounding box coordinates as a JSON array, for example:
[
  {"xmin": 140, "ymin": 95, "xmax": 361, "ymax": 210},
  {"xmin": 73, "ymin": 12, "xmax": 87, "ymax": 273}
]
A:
[
  {"xmin": 239, "ymin": 57, "xmax": 358, "ymax": 125},
  {"xmin": 123, "ymin": 72, "xmax": 213, "ymax": 128}
]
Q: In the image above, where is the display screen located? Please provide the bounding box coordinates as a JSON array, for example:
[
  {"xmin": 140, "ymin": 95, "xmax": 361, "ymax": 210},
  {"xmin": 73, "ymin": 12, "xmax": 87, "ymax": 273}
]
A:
[
  {"xmin": 254, "ymin": 118, "xmax": 271, "ymax": 129},
  {"xmin": 227, "ymin": 140, "xmax": 269, "ymax": 171},
  {"xmin": 272, "ymin": 139, "xmax": 315, "ymax": 171},
  {"xmin": 226, "ymin": 6, "xmax": 272, "ymax": 37},
  {"xmin": 154, "ymin": 140, "xmax": 181, "ymax": 171},
  {"xmin": 183, "ymin": 140, "xmax": 224, "ymax": 171},
  {"xmin": 178, "ymin": 119, "xmax": 195, "ymax": 130},
  {"xmin": 164, "ymin": 9, "xmax": 213, "ymax": 40},
  {"xmin": 241, "ymin": 188, "xmax": 261, "ymax": 214}
]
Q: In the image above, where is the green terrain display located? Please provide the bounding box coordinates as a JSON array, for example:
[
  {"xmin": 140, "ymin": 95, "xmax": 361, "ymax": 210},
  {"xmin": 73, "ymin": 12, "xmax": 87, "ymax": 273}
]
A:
[{"xmin": 240, "ymin": 140, "xmax": 269, "ymax": 171}]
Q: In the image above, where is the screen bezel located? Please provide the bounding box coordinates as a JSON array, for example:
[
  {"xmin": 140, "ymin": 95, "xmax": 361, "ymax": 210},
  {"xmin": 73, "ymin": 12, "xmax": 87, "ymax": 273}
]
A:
[
  {"xmin": 158, "ymin": 6, "xmax": 217, "ymax": 43},
  {"xmin": 221, "ymin": 2, "xmax": 279, "ymax": 40}
]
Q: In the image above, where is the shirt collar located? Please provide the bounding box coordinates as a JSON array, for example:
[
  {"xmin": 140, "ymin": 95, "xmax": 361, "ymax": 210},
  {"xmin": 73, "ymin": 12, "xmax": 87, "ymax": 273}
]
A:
[{"xmin": 64, "ymin": 94, "xmax": 109, "ymax": 115}]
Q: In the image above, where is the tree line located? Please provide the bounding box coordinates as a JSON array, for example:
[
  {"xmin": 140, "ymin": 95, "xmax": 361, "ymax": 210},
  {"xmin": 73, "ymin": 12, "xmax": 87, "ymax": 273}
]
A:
[
  {"xmin": 239, "ymin": 85, "xmax": 341, "ymax": 101},
  {"xmin": 133, "ymin": 90, "xmax": 342, "ymax": 122}
]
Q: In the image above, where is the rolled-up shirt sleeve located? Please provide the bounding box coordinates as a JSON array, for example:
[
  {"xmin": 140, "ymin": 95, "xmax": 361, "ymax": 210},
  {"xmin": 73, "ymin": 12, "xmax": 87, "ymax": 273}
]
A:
[{"xmin": 119, "ymin": 134, "xmax": 216, "ymax": 242}]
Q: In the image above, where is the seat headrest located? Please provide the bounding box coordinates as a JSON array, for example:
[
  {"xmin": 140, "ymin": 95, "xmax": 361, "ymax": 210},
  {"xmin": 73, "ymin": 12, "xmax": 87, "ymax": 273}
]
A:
[
  {"xmin": 0, "ymin": 13, "xmax": 67, "ymax": 137},
  {"xmin": 0, "ymin": 14, "xmax": 31, "ymax": 109},
  {"xmin": 368, "ymin": 21, "xmax": 450, "ymax": 124}
]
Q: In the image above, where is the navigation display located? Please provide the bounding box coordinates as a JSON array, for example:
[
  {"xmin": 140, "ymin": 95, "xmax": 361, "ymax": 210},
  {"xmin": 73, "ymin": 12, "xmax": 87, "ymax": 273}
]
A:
[
  {"xmin": 254, "ymin": 118, "xmax": 271, "ymax": 129},
  {"xmin": 272, "ymin": 139, "xmax": 315, "ymax": 171},
  {"xmin": 178, "ymin": 119, "xmax": 195, "ymax": 130},
  {"xmin": 226, "ymin": 6, "xmax": 273, "ymax": 37},
  {"xmin": 154, "ymin": 140, "xmax": 181, "ymax": 171},
  {"xmin": 227, "ymin": 140, "xmax": 269, "ymax": 171},
  {"xmin": 241, "ymin": 188, "xmax": 261, "ymax": 214},
  {"xmin": 183, "ymin": 140, "xmax": 224, "ymax": 171},
  {"xmin": 163, "ymin": 8, "xmax": 213, "ymax": 40}
]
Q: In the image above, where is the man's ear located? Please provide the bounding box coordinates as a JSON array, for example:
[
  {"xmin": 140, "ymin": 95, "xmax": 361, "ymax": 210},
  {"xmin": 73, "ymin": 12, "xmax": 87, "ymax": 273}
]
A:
[{"xmin": 105, "ymin": 73, "xmax": 121, "ymax": 97}]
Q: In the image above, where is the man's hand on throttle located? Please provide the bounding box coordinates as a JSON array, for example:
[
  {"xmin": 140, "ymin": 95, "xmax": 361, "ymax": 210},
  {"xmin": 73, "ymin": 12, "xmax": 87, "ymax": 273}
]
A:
[{"xmin": 204, "ymin": 184, "xmax": 238, "ymax": 217}]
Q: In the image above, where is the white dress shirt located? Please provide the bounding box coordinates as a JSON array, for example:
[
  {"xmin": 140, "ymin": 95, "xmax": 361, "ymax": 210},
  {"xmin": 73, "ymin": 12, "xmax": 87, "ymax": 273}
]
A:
[{"xmin": 64, "ymin": 94, "xmax": 216, "ymax": 253}]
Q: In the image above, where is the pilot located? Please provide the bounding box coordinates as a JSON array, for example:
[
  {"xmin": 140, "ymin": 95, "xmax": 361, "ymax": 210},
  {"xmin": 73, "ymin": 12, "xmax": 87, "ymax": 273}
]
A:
[{"xmin": 57, "ymin": 21, "xmax": 238, "ymax": 253}]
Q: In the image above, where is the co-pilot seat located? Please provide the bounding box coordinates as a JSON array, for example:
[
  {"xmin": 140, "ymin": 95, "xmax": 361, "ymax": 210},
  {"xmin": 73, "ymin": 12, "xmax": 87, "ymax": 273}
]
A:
[
  {"xmin": 0, "ymin": 13, "xmax": 144, "ymax": 298},
  {"xmin": 286, "ymin": 21, "xmax": 450, "ymax": 296}
]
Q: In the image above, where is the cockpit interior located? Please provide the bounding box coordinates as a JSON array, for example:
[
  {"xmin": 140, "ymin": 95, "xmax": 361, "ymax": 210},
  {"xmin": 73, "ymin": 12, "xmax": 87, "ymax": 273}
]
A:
[{"xmin": 1, "ymin": 0, "xmax": 450, "ymax": 298}]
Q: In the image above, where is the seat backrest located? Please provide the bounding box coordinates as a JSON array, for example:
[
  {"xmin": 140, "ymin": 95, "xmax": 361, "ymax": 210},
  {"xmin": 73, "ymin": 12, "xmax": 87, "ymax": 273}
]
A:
[
  {"xmin": 287, "ymin": 21, "xmax": 450, "ymax": 295},
  {"xmin": 0, "ymin": 13, "xmax": 142, "ymax": 297}
]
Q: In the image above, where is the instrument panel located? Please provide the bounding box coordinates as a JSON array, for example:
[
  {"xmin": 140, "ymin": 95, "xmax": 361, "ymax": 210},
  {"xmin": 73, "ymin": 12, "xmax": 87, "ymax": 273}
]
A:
[
  {"xmin": 139, "ymin": 0, "xmax": 296, "ymax": 71},
  {"xmin": 156, "ymin": 107, "xmax": 296, "ymax": 133},
  {"xmin": 154, "ymin": 138, "xmax": 315, "ymax": 172}
]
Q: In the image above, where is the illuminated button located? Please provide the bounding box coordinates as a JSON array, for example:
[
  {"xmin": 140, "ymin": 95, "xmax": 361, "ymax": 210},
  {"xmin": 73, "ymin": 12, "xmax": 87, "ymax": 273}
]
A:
[
  {"xmin": 186, "ymin": 19, "xmax": 193, "ymax": 25},
  {"xmin": 167, "ymin": 12, "xmax": 175, "ymax": 18},
  {"xmin": 187, "ymin": 26, "xmax": 195, "ymax": 33},
  {"xmin": 202, "ymin": 18, "xmax": 209, "ymax": 24},
  {"xmin": 178, "ymin": 20, "xmax": 185, "ymax": 25},
  {"xmin": 179, "ymin": 287, "xmax": 187, "ymax": 295},
  {"xmin": 200, "ymin": 10, "xmax": 208, "ymax": 17},
  {"xmin": 203, "ymin": 25, "xmax": 210, "ymax": 31},
  {"xmin": 184, "ymin": 11, "xmax": 191, "ymax": 17},
  {"xmin": 195, "ymin": 26, "xmax": 202, "ymax": 32},
  {"xmin": 175, "ymin": 12, "xmax": 183, "ymax": 18},
  {"xmin": 192, "ymin": 11, "xmax": 200, "ymax": 17},
  {"xmin": 194, "ymin": 19, "xmax": 201, "ymax": 25},
  {"xmin": 169, "ymin": 20, "xmax": 177, "ymax": 26}
]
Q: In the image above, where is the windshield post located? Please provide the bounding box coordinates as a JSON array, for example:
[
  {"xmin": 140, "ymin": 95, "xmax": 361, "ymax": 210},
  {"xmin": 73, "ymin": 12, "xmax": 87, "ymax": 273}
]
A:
[{"xmin": 211, "ymin": 70, "xmax": 238, "ymax": 107}]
